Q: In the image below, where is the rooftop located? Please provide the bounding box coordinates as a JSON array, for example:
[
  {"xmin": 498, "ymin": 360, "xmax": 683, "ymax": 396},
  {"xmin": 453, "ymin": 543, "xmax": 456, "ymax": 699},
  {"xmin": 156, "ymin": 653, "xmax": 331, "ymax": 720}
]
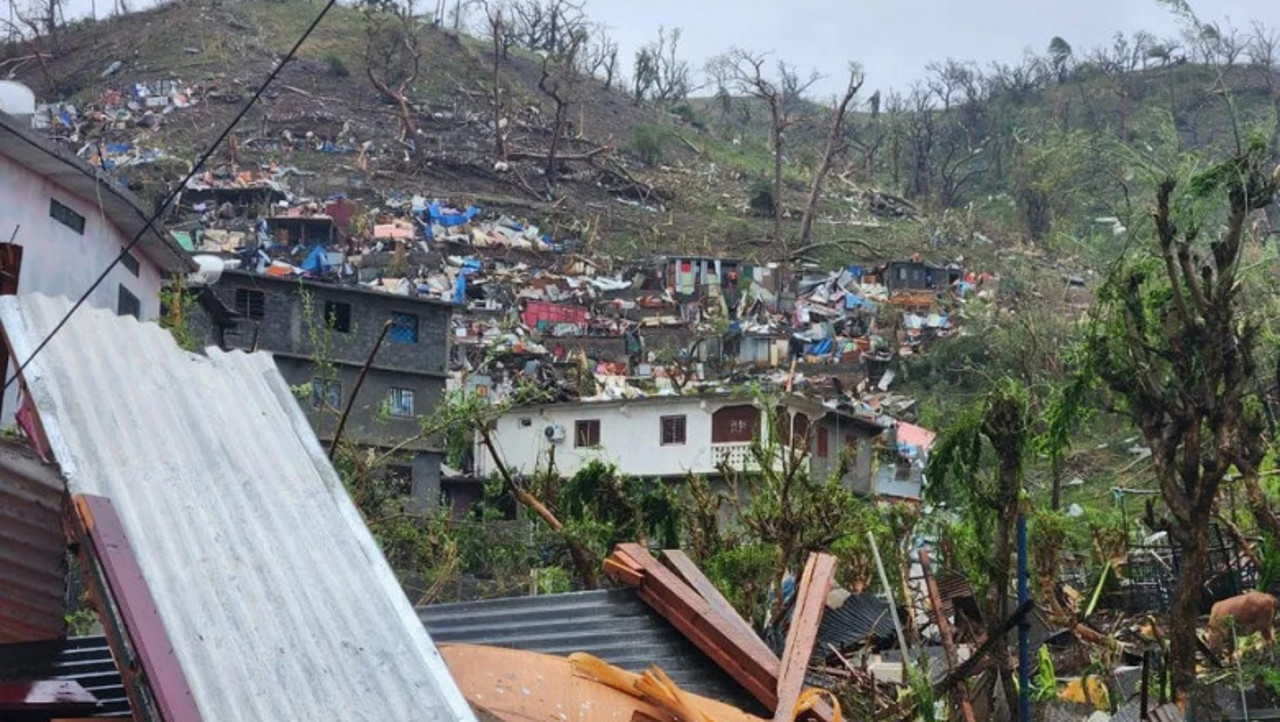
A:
[{"xmin": 0, "ymin": 111, "xmax": 194, "ymax": 274}]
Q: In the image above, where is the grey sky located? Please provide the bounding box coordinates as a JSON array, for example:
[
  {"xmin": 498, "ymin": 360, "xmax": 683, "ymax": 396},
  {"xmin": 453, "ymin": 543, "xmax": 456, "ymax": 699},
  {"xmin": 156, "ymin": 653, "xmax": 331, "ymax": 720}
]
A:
[
  {"xmin": 586, "ymin": 0, "xmax": 1275, "ymax": 97},
  {"xmin": 51, "ymin": 0, "xmax": 1275, "ymax": 98}
]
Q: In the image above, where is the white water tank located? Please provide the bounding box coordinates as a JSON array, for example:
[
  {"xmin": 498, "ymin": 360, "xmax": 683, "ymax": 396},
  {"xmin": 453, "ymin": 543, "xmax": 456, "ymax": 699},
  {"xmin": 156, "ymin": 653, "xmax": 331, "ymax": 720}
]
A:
[{"xmin": 0, "ymin": 81, "xmax": 36, "ymax": 123}]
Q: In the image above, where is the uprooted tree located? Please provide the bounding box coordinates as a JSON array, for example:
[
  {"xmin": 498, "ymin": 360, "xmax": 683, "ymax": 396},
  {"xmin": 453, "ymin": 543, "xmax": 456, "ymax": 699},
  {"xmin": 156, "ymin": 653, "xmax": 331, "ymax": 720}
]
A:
[{"xmin": 1086, "ymin": 134, "xmax": 1279, "ymax": 702}]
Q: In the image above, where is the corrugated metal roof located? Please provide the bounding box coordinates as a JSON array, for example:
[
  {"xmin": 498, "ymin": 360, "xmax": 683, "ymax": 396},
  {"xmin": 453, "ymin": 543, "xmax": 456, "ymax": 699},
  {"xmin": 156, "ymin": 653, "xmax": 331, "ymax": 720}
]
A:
[
  {"xmin": 25, "ymin": 589, "xmax": 764, "ymax": 718},
  {"xmin": 0, "ymin": 112, "xmax": 194, "ymax": 274},
  {"xmin": 0, "ymin": 437, "xmax": 65, "ymax": 643},
  {"xmin": 0, "ymin": 294, "xmax": 474, "ymax": 721},
  {"xmin": 421, "ymin": 589, "xmax": 763, "ymax": 714},
  {"xmin": 0, "ymin": 636, "xmax": 129, "ymax": 717}
]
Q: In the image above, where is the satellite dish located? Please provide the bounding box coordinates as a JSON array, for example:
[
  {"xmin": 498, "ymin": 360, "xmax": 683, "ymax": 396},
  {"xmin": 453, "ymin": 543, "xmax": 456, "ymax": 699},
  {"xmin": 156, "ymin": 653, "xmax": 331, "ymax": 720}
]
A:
[
  {"xmin": 188, "ymin": 254, "xmax": 226, "ymax": 286},
  {"xmin": 0, "ymin": 81, "xmax": 36, "ymax": 122}
]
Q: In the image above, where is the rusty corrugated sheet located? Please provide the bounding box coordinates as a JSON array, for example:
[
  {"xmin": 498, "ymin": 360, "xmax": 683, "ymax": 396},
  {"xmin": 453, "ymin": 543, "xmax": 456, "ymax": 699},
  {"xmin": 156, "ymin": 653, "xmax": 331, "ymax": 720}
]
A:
[
  {"xmin": 0, "ymin": 437, "xmax": 65, "ymax": 643},
  {"xmin": 0, "ymin": 294, "xmax": 474, "ymax": 721}
]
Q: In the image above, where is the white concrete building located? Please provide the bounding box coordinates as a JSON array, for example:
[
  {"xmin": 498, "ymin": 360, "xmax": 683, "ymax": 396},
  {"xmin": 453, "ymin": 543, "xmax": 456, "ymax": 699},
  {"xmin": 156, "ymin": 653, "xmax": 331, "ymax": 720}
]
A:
[
  {"xmin": 0, "ymin": 110, "xmax": 192, "ymax": 423},
  {"xmin": 0, "ymin": 111, "xmax": 191, "ymax": 321},
  {"xmin": 477, "ymin": 394, "xmax": 895, "ymax": 494}
]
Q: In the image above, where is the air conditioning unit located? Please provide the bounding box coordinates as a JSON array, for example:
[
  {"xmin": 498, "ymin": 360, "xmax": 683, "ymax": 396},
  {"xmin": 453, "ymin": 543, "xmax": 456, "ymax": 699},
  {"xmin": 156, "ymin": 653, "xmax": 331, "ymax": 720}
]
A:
[{"xmin": 543, "ymin": 424, "xmax": 566, "ymax": 442}]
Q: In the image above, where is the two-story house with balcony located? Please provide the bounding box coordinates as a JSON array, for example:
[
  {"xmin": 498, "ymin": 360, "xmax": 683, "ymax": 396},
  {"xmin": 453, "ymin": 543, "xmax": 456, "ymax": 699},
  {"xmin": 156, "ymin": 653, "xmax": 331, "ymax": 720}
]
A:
[
  {"xmin": 189, "ymin": 269, "xmax": 452, "ymax": 508},
  {"xmin": 469, "ymin": 394, "xmax": 897, "ymax": 511}
]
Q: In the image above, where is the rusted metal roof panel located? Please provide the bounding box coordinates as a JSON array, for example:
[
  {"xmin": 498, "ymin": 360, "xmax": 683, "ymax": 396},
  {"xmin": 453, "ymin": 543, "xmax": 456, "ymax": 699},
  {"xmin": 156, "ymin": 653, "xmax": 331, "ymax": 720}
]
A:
[
  {"xmin": 0, "ymin": 438, "xmax": 65, "ymax": 643},
  {"xmin": 0, "ymin": 294, "xmax": 474, "ymax": 721}
]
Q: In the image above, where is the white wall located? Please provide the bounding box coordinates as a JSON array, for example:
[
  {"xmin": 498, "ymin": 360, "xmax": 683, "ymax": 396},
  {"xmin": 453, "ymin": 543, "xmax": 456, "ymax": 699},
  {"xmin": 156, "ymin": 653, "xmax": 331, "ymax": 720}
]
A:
[
  {"xmin": 480, "ymin": 398, "xmax": 747, "ymax": 478},
  {"xmin": 0, "ymin": 153, "xmax": 166, "ymax": 424},
  {"xmin": 0, "ymin": 154, "xmax": 164, "ymax": 320}
]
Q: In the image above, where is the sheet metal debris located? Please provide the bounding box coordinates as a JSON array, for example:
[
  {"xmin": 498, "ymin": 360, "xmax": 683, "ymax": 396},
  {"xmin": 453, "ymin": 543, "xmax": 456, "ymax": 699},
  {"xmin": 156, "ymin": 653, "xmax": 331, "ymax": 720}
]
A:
[{"xmin": 0, "ymin": 293, "xmax": 475, "ymax": 721}]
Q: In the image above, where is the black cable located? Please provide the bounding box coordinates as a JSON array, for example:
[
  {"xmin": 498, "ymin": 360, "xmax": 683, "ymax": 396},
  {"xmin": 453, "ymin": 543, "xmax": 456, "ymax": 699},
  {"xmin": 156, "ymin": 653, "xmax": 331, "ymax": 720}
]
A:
[{"xmin": 3, "ymin": 0, "xmax": 338, "ymax": 391}]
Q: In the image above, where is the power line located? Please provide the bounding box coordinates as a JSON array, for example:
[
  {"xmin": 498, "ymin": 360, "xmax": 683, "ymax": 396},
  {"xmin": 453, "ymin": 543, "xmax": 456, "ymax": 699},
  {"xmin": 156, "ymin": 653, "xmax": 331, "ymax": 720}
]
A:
[{"xmin": 3, "ymin": 0, "xmax": 339, "ymax": 392}]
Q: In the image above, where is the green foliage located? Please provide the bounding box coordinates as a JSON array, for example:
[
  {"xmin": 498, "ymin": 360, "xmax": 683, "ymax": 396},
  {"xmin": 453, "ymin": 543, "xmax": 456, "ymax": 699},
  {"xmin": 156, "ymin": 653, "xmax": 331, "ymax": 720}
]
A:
[
  {"xmin": 629, "ymin": 123, "xmax": 667, "ymax": 166},
  {"xmin": 324, "ymin": 52, "xmax": 349, "ymax": 77},
  {"xmin": 704, "ymin": 543, "xmax": 780, "ymax": 629},
  {"xmin": 159, "ymin": 286, "xmax": 201, "ymax": 352},
  {"xmin": 1033, "ymin": 644, "xmax": 1059, "ymax": 702}
]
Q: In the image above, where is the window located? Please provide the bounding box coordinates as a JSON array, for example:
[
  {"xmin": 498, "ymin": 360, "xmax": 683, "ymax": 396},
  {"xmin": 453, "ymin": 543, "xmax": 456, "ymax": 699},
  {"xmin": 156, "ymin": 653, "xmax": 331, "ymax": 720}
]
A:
[
  {"xmin": 388, "ymin": 387, "xmax": 415, "ymax": 417},
  {"xmin": 575, "ymin": 419, "xmax": 600, "ymax": 448},
  {"xmin": 117, "ymin": 285, "xmax": 140, "ymax": 319},
  {"xmin": 711, "ymin": 405, "xmax": 758, "ymax": 444},
  {"xmin": 816, "ymin": 427, "xmax": 829, "ymax": 458},
  {"xmin": 390, "ymin": 312, "xmax": 419, "ymax": 343},
  {"xmin": 324, "ymin": 301, "xmax": 352, "ymax": 333},
  {"xmin": 120, "ymin": 250, "xmax": 140, "ymax": 276},
  {"xmin": 660, "ymin": 415, "xmax": 686, "ymax": 445},
  {"xmin": 234, "ymin": 288, "xmax": 265, "ymax": 319},
  {"xmin": 311, "ymin": 377, "xmax": 341, "ymax": 409},
  {"xmin": 50, "ymin": 198, "xmax": 85, "ymax": 234}
]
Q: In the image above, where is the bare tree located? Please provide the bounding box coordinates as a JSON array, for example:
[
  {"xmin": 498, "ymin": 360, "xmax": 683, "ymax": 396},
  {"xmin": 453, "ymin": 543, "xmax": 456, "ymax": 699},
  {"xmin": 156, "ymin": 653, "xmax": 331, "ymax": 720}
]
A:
[
  {"xmin": 632, "ymin": 26, "xmax": 692, "ymax": 105},
  {"xmin": 795, "ymin": 64, "xmax": 863, "ymax": 249},
  {"xmin": 508, "ymin": 0, "xmax": 583, "ymax": 55},
  {"xmin": 481, "ymin": 1, "xmax": 508, "ymax": 159},
  {"xmin": 364, "ymin": 1, "xmax": 423, "ymax": 153},
  {"xmin": 575, "ymin": 24, "xmax": 619, "ymax": 89},
  {"xmin": 537, "ymin": 27, "xmax": 585, "ymax": 194},
  {"xmin": 718, "ymin": 49, "xmax": 819, "ymax": 241}
]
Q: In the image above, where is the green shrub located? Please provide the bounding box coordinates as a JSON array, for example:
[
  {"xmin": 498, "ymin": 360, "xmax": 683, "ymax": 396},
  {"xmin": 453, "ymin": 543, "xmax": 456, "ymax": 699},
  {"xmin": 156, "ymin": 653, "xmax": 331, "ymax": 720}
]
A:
[
  {"xmin": 325, "ymin": 53, "xmax": 350, "ymax": 78},
  {"xmin": 630, "ymin": 124, "xmax": 667, "ymax": 166}
]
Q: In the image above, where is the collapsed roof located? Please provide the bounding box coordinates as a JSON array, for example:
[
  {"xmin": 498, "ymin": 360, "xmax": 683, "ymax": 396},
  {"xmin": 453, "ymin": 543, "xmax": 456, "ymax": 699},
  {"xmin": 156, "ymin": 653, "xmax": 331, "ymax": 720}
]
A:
[{"xmin": 0, "ymin": 293, "xmax": 474, "ymax": 720}]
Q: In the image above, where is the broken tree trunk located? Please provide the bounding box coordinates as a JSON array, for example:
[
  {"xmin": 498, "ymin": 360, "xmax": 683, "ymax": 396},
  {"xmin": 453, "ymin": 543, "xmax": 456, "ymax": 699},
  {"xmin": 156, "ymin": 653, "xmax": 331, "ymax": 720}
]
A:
[
  {"xmin": 797, "ymin": 68, "xmax": 862, "ymax": 248},
  {"xmin": 920, "ymin": 546, "xmax": 976, "ymax": 722}
]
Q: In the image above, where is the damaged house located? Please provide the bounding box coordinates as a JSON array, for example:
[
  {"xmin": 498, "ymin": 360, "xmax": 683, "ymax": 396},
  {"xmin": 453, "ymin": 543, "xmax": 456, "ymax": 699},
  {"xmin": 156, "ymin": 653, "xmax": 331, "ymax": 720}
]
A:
[
  {"xmin": 188, "ymin": 269, "xmax": 453, "ymax": 508},
  {"xmin": 472, "ymin": 394, "xmax": 891, "ymax": 501}
]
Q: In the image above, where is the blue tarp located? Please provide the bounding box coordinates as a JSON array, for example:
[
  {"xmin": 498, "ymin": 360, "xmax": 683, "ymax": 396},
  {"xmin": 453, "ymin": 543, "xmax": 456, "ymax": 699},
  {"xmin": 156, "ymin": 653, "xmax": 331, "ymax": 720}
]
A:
[
  {"xmin": 427, "ymin": 202, "xmax": 480, "ymax": 227},
  {"xmin": 845, "ymin": 294, "xmax": 877, "ymax": 311},
  {"xmin": 301, "ymin": 245, "xmax": 329, "ymax": 274}
]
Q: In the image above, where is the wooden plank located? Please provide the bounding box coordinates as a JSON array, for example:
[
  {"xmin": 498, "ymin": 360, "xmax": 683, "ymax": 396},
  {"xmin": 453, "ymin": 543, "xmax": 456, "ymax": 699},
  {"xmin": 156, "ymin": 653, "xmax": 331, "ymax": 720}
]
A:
[
  {"xmin": 602, "ymin": 558, "xmax": 643, "ymax": 587},
  {"xmin": 605, "ymin": 545, "xmax": 837, "ymax": 722},
  {"xmin": 772, "ymin": 553, "xmax": 836, "ymax": 722},
  {"xmin": 660, "ymin": 549, "xmax": 766, "ymax": 652}
]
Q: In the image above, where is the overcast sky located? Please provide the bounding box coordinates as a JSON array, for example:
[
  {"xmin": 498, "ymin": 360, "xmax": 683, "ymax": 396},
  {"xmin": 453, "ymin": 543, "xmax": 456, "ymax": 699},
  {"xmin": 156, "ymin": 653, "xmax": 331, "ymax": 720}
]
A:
[
  {"xmin": 586, "ymin": 0, "xmax": 1274, "ymax": 97},
  {"xmin": 52, "ymin": 0, "xmax": 1275, "ymax": 98}
]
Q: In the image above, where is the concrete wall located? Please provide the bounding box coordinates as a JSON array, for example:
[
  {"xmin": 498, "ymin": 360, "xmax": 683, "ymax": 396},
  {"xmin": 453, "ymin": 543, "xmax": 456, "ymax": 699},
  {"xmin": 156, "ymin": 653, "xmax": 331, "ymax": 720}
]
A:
[
  {"xmin": 480, "ymin": 398, "xmax": 749, "ymax": 478},
  {"xmin": 0, "ymin": 153, "xmax": 167, "ymax": 425},
  {"xmin": 480, "ymin": 398, "xmax": 880, "ymax": 492},
  {"xmin": 0, "ymin": 154, "xmax": 164, "ymax": 318},
  {"xmin": 203, "ymin": 271, "xmax": 450, "ymax": 376},
  {"xmin": 189, "ymin": 273, "xmax": 454, "ymax": 509}
]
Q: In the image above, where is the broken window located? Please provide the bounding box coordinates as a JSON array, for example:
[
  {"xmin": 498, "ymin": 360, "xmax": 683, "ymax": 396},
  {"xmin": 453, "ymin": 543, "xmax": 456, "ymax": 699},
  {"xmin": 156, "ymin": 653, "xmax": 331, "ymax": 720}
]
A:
[
  {"xmin": 50, "ymin": 198, "xmax": 85, "ymax": 235},
  {"xmin": 117, "ymin": 285, "xmax": 140, "ymax": 319},
  {"xmin": 660, "ymin": 415, "xmax": 686, "ymax": 445},
  {"xmin": 390, "ymin": 311, "xmax": 419, "ymax": 343},
  {"xmin": 388, "ymin": 387, "xmax": 415, "ymax": 417},
  {"xmin": 324, "ymin": 301, "xmax": 352, "ymax": 333},
  {"xmin": 235, "ymin": 288, "xmax": 265, "ymax": 319},
  {"xmin": 575, "ymin": 419, "xmax": 600, "ymax": 448},
  {"xmin": 311, "ymin": 377, "xmax": 341, "ymax": 410}
]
